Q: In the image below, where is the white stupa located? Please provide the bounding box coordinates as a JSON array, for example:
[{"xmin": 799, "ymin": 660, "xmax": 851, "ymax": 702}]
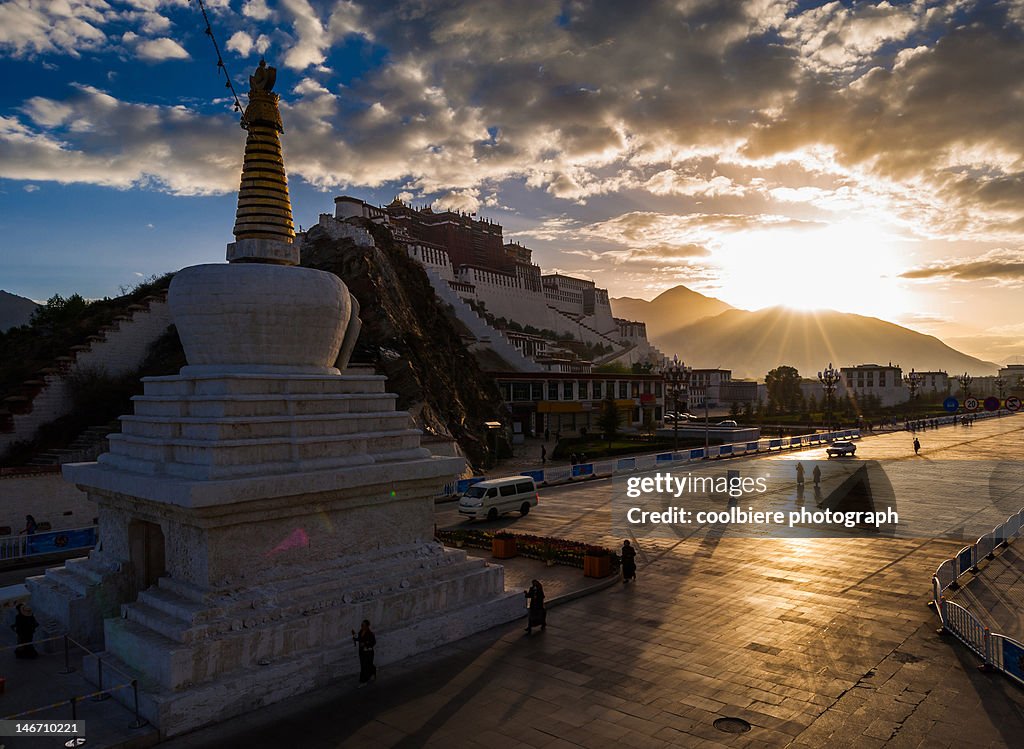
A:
[{"xmin": 28, "ymin": 60, "xmax": 520, "ymax": 737}]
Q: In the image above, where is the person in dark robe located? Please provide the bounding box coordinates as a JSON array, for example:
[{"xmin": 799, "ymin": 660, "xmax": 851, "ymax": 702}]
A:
[
  {"xmin": 525, "ymin": 579, "xmax": 546, "ymax": 634},
  {"xmin": 13, "ymin": 603, "xmax": 39, "ymax": 659},
  {"xmin": 621, "ymin": 540, "xmax": 637, "ymax": 583},
  {"xmin": 352, "ymin": 619, "xmax": 376, "ymax": 687}
]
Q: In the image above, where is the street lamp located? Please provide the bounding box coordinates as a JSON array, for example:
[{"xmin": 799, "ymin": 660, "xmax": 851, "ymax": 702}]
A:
[
  {"xmin": 995, "ymin": 377, "xmax": 1006, "ymax": 400},
  {"xmin": 957, "ymin": 372, "xmax": 973, "ymax": 399},
  {"xmin": 663, "ymin": 355, "xmax": 691, "ymax": 452},
  {"xmin": 818, "ymin": 362, "xmax": 841, "ymax": 431},
  {"xmin": 903, "ymin": 368, "xmax": 922, "ymax": 401}
]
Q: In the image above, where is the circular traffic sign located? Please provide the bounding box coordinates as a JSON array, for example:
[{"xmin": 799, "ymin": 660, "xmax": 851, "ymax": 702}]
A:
[
  {"xmin": 984, "ymin": 396, "xmax": 1000, "ymax": 412},
  {"xmin": 1006, "ymin": 396, "xmax": 1021, "ymax": 412},
  {"xmin": 964, "ymin": 397, "xmax": 979, "ymax": 411},
  {"xmin": 943, "ymin": 396, "xmax": 959, "ymax": 413}
]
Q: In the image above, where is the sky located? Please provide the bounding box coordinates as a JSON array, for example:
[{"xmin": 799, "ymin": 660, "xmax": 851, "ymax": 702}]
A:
[{"xmin": 1, "ymin": 0, "xmax": 1024, "ymax": 364}]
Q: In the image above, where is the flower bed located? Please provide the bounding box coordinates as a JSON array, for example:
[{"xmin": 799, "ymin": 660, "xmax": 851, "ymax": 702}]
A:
[{"xmin": 437, "ymin": 529, "xmax": 619, "ymax": 571}]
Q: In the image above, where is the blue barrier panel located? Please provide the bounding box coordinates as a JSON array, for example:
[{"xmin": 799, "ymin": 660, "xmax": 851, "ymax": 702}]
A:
[
  {"xmin": 655, "ymin": 452, "xmax": 673, "ymax": 463},
  {"xmin": 791, "ymin": 436, "xmax": 802, "ymax": 446},
  {"xmin": 957, "ymin": 546, "xmax": 974, "ymax": 577},
  {"xmin": 572, "ymin": 463, "xmax": 594, "ymax": 478},
  {"xmin": 616, "ymin": 457, "xmax": 636, "ymax": 471},
  {"xmin": 523, "ymin": 470, "xmax": 545, "ymax": 484},
  {"xmin": 689, "ymin": 448, "xmax": 704, "ymax": 460},
  {"xmin": 769, "ymin": 439, "xmax": 781, "ymax": 449},
  {"xmin": 26, "ymin": 527, "xmax": 97, "ymax": 557},
  {"xmin": 1003, "ymin": 639, "xmax": 1024, "ymax": 683},
  {"xmin": 746, "ymin": 442, "xmax": 759, "ymax": 452},
  {"xmin": 719, "ymin": 444, "xmax": 733, "ymax": 455},
  {"xmin": 456, "ymin": 477, "xmax": 484, "ymax": 494},
  {"xmin": 672, "ymin": 452, "xmax": 686, "ymax": 462}
]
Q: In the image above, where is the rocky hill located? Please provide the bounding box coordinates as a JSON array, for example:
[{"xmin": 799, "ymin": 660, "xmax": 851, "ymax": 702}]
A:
[
  {"xmin": 612, "ymin": 286, "xmax": 733, "ymax": 338},
  {"xmin": 300, "ymin": 220, "xmax": 510, "ymax": 467}
]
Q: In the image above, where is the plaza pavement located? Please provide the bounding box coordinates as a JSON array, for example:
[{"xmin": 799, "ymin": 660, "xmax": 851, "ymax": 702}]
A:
[{"xmin": 157, "ymin": 414, "xmax": 1024, "ymax": 748}]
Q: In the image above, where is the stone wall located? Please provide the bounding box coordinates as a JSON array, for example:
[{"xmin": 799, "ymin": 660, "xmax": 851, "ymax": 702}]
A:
[{"xmin": 0, "ymin": 471, "xmax": 95, "ymax": 533}]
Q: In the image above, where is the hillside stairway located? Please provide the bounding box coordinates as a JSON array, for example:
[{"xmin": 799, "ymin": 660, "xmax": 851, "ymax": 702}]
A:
[
  {"xmin": 549, "ymin": 307, "xmax": 621, "ymax": 347},
  {"xmin": 26, "ymin": 421, "xmax": 121, "ymax": 466}
]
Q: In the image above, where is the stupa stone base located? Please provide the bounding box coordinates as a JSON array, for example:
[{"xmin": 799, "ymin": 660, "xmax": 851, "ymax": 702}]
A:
[{"xmin": 29, "ymin": 370, "xmax": 521, "ymax": 737}]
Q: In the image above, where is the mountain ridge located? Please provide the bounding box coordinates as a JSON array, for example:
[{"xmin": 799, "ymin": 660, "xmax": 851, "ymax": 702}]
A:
[{"xmin": 611, "ymin": 286, "xmax": 997, "ymax": 379}]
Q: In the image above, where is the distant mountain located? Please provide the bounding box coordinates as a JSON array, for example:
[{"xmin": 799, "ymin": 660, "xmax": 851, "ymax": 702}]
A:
[
  {"xmin": 611, "ymin": 286, "xmax": 733, "ymax": 339},
  {"xmin": 615, "ymin": 287, "xmax": 998, "ymax": 379},
  {"xmin": 0, "ymin": 291, "xmax": 39, "ymax": 332}
]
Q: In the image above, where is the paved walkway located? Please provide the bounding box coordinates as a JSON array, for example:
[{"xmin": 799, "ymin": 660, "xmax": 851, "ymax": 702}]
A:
[{"xmin": 156, "ymin": 415, "xmax": 1024, "ymax": 748}]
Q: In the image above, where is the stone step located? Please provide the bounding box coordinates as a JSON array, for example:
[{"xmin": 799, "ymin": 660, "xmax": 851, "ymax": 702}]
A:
[
  {"xmin": 131, "ymin": 393, "xmax": 399, "ymax": 419},
  {"xmin": 122, "ymin": 600, "xmax": 196, "ymax": 644},
  {"xmin": 138, "ymin": 584, "xmax": 223, "ymax": 624},
  {"xmin": 105, "ymin": 429, "xmax": 426, "ymax": 468},
  {"xmin": 139, "ymin": 373, "xmax": 388, "ymax": 397},
  {"xmin": 118, "ymin": 410, "xmax": 412, "ymax": 441}
]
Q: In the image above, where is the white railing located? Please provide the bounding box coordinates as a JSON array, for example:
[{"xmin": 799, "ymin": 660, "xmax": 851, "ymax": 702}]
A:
[
  {"xmin": 438, "ymin": 427, "xmax": 863, "ymax": 498},
  {"xmin": 931, "ymin": 505, "xmax": 1024, "ymax": 684}
]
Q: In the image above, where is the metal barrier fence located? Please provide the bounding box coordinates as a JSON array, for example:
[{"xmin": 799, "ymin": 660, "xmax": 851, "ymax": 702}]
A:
[
  {"xmin": 0, "ymin": 525, "xmax": 98, "ymax": 562},
  {"xmin": 1, "ymin": 633, "xmax": 148, "ymax": 729},
  {"xmin": 435, "ymin": 428, "xmax": 863, "ymax": 497},
  {"xmin": 931, "ymin": 505, "xmax": 1024, "ymax": 686}
]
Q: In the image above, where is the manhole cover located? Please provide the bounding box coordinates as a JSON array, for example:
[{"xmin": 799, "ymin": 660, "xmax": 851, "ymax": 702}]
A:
[{"xmin": 714, "ymin": 717, "xmax": 752, "ymax": 734}]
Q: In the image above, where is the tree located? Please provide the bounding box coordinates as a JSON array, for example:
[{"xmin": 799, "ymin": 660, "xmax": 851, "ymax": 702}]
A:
[
  {"xmin": 729, "ymin": 401, "xmax": 740, "ymax": 419},
  {"xmin": 765, "ymin": 366, "xmax": 802, "ymax": 414},
  {"xmin": 742, "ymin": 401, "xmax": 753, "ymax": 421},
  {"xmin": 808, "ymin": 393, "xmax": 818, "ymax": 414},
  {"xmin": 598, "ymin": 392, "xmax": 620, "ymax": 447}
]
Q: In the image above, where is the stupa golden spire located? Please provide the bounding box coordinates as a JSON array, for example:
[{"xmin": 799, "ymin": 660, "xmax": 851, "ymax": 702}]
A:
[{"xmin": 228, "ymin": 59, "xmax": 296, "ymax": 263}]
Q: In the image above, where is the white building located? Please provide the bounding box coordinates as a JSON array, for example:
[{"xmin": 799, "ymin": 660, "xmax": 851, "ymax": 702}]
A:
[{"xmin": 838, "ymin": 364, "xmax": 908, "ymax": 407}]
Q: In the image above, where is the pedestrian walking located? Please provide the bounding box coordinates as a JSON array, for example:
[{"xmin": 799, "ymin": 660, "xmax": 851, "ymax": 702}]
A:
[
  {"xmin": 570, "ymin": 453, "xmax": 578, "ymax": 466},
  {"xmin": 544, "ymin": 428, "xmax": 550, "ymax": 442},
  {"xmin": 525, "ymin": 579, "xmax": 546, "ymax": 634},
  {"xmin": 621, "ymin": 540, "xmax": 637, "ymax": 583},
  {"xmin": 352, "ymin": 619, "xmax": 376, "ymax": 687},
  {"xmin": 812, "ymin": 465, "xmax": 821, "ymax": 486},
  {"xmin": 540, "ymin": 445, "xmax": 547, "ymax": 465},
  {"xmin": 20, "ymin": 515, "xmax": 37, "ymax": 536},
  {"xmin": 913, "ymin": 437, "xmax": 921, "ymax": 455},
  {"xmin": 795, "ymin": 462, "xmax": 805, "ymax": 486},
  {"xmin": 13, "ymin": 603, "xmax": 38, "ymax": 659},
  {"xmin": 579, "ymin": 452, "xmax": 587, "ymax": 465}
]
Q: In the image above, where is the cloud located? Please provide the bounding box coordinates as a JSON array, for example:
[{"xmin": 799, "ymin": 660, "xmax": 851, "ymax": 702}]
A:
[
  {"xmin": 133, "ymin": 36, "xmax": 190, "ymax": 62},
  {"xmin": 228, "ymin": 31, "xmax": 271, "ymax": 57},
  {"xmin": 0, "ymin": 0, "xmax": 108, "ymax": 58},
  {"xmin": 23, "ymin": 184, "xmax": 39, "ymax": 192},
  {"xmin": 0, "ymin": 86, "xmax": 242, "ymax": 195},
  {"xmin": 242, "ymin": 0, "xmax": 273, "ymax": 21},
  {"xmin": 901, "ymin": 250, "xmax": 1024, "ymax": 284}
]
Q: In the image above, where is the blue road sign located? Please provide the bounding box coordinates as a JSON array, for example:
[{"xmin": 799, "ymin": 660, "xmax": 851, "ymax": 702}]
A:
[{"xmin": 943, "ymin": 396, "xmax": 959, "ymax": 413}]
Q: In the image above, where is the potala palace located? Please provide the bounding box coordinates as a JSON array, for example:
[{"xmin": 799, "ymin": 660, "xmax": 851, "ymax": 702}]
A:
[{"xmin": 304, "ymin": 195, "xmax": 665, "ymax": 373}]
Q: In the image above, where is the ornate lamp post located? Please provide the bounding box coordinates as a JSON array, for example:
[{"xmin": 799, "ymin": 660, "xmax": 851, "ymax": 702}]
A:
[
  {"xmin": 904, "ymin": 368, "xmax": 922, "ymax": 401},
  {"xmin": 818, "ymin": 362, "xmax": 841, "ymax": 431},
  {"xmin": 995, "ymin": 377, "xmax": 1006, "ymax": 400},
  {"xmin": 663, "ymin": 356, "xmax": 691, "ymax": 452},
  {"xmin": 957, "ymin": 372, "xmax": 973, "ymax": 399}
]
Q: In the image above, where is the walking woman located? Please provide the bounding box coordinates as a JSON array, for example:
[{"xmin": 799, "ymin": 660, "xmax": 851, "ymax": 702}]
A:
[
  {"xmin": 525, "ymin": 579, "xmax": 546, "ymax": 634},
  {"xmin": 352, "ymin": 620, "xmax": 376, "ymax": 687}
]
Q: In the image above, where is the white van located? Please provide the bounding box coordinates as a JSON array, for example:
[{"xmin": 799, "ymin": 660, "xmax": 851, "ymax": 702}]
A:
[{"xmin": 458, "ymin": 476, "xmax": 539, "ymax": 521}]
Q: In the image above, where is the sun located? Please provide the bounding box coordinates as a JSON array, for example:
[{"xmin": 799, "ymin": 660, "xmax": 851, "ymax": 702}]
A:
[{"xmin": 712, "ymin": 221, "xmax": 909, "ymax": 319}]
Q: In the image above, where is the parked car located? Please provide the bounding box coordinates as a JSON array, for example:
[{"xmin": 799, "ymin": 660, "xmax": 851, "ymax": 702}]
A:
[
  {"xmin": 458, "ymin": 476, "xmax": 539, "ymax": 520},
  {"xmin": 716, "ymin": 420, "xmax": 738, "ymax": 427},
  {"xmin": 826, "ymin": 441, "xmax": 857, "ymax": 457}
]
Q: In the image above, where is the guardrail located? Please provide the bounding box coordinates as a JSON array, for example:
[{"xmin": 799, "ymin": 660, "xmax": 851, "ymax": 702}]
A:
[
  {"xmin": 0, "ymin": 525, "xmax": 98, "ymax": 562},
  {"xmin": 1, "ymin": 632, "xmax": 147, "ymax": 729},
  {"xmin": 437, "ymin": 428, "xmax": 863, "ymax": 497},
  {"xmin": 931, "ymin": 505, "xmax": 1024, "ymax": 687}
]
